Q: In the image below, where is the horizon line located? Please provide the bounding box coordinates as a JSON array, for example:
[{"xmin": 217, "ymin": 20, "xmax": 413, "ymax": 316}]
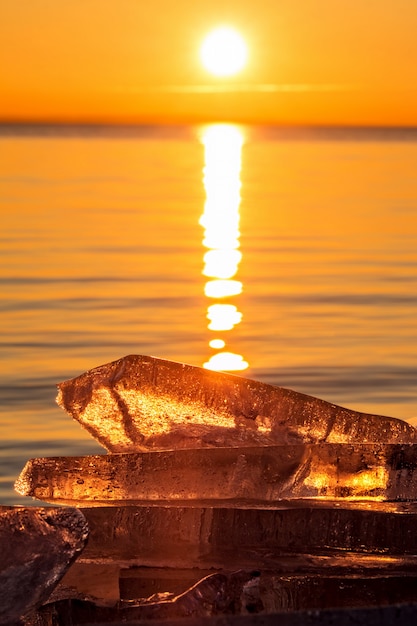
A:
[{"xmin": 1, "ymin": 120, "xmax": 417, "ymax": 135}]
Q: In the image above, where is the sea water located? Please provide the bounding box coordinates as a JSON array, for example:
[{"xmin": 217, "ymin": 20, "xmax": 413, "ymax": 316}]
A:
[{"xmin": 1, "ymin": 123, "xmax": 417, "ymax": 504}]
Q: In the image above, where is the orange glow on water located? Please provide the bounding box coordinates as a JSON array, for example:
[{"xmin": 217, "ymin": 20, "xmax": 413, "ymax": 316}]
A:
[{"xmin": 200, "ymin": 124, "xmax": 248, "ymax": 371}]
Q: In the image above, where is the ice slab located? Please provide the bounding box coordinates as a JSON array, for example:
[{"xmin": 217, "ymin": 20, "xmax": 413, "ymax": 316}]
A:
[
  {"xmin": 117, "ymin": 568, "xmax": 417, "ymax": 610},
  {"xmin": 56, "ymin": 355, "xmax": 417, "ymax": 452},
  {"xmin": 30, "ymin": 570, "xmax": 417, "ymax": 624},
  {"xmin": 39, "ymin": 570, "xmax": 257, "ymax": 622},
  {"xmin": 0, "ymin": 507, "xmax": 88, "ymax": 625},
  {"xmin": 48, "ymin": 563, "xmax": 415, "ymax": 609},
  {"xmin": 16, "ymin": 443, "xmax": 417, "ymax": 504},
  {"xmin": 46, "ymin": 564, "xmax": 215, "ymax": 606},
  {"xmin": 29, "ymin": 503, "xmax": 417, "ymax": 569}
]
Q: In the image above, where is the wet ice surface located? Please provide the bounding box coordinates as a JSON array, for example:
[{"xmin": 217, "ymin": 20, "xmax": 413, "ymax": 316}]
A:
[
  {"xmin": 15, "ymin": 443, "xmax": 417, "ymax": 504},
  {"xmin": 57, "ymin": 355, "xmax": 417, "ymax": 452},
  {"xmin": 13, "ymin": 356, "xmax": 417, "ymax": 624}
]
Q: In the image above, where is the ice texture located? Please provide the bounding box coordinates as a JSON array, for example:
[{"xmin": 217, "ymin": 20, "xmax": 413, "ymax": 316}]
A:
[
  {"xmin": 20, "ymin": 501, "xmax": 417, "ymax": 623},
  {"xmin": 116, "ymin": 567, "xmax": 417, "ymax": 610},
  {"xmin": 56, "ymin": 355, "xmax": 417, "ymax": 452},
  {"xmin": 40, "ymin": 503, "xmax": 417, "ymax": 568},
  {"xmin": 16, "ymin": 443, "xmax": 417, "ymax": 504},
  {"xmin": 15, "ymin": 356, "xmax": 417, "ymax": 624},
  {"xmin": 0, "ymin": 507, "xmax": 88, "ymax": 625}
]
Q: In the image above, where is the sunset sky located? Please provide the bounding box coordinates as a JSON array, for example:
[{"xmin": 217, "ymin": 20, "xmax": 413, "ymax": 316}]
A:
[{"xmin": 1, "ymin": 0, "xmax": 417, "ymax": 126}]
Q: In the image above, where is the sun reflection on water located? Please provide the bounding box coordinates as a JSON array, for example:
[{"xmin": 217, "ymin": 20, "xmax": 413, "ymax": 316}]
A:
[
  {"xmin": 204, "ymin": 279, "xmax": 243, "ymax": 298},
  {"xmin": 200, "ymin": 124, "xmax": 248, "ymax": 372}
]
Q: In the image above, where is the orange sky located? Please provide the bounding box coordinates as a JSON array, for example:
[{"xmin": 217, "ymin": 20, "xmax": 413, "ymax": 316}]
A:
[{"xmin": 1, "ymin": 0, "xmax": 417, "ymax": 126}]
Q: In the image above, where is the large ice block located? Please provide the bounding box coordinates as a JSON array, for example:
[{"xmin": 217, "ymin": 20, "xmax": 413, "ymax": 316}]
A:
[
  {"xmin": 26, "ymin": 503, "xmax": 417, "ymax": 569},
  {"xmin": 56, "ymin": 355, "xmax": 417, "ymax": 452},
  {"xmin": 15, "ymin": 443, "xmax": 417, "ymax": 504},
  {"xmin": 0, "ymin": 507, "xmax": 88, "ymax": 625}
]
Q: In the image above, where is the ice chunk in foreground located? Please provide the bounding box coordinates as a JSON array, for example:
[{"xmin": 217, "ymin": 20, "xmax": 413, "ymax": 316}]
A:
[
  {"xmin": 15, "ymin": 443, "xmax": 417, "ymax": 504},
  {"xmin": 16, "ymin": 355, "xmax": 417, "ymax": 623},
  {"xmin": 0, "ymin": 507, "xmax": 88, "ymax": 625},
  {"xmin": 56, "ymin": 355, "xmax": 417, "ymax": 452}
]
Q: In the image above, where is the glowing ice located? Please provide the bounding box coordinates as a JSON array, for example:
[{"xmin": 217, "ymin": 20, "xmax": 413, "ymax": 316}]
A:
[
  {"xmin": 17, "ymin": 355, "xmax": 417, "ymax": 623},
  {"xmin": 15, "ymin": 443, "xmax": 417, "ymax": 505},
  {"xmin": 56, "ymin": 355, "xmax": 417, "ymax": 453}
]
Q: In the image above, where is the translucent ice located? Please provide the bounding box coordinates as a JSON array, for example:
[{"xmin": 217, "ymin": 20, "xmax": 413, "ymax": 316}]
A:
[
  {"xmin": 10, "ymin": 502, "xmax": 415, "ymax": 570},
  {"xmin": 16, "ymin": 354, "xmax": 417, "ymax": 624},
  {"xmin": 16, "ymin": 443, "xmax": 417, "ymax": 504},
  {"xmin": 0, "ymin": 507, "xmax": 88, "ymax": 625},
  {"xmin": 56, "ymin": 355, "xmax": 417, "ymax": 452}
]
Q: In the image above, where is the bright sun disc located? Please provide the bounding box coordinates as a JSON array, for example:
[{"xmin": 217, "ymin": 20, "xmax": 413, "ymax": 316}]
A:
[{"xmin": 201, "ymin": 27, "xmax": 248, "ymax": 77}]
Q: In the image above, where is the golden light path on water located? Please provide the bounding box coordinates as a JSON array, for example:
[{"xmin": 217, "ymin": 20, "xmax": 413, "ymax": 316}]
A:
[{"xmin": 200, "ymin": 124, "xmax": 248, "ymax": 372}]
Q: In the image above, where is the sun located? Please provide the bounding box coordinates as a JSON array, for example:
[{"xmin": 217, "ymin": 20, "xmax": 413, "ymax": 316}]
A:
[{"xmin": 200, "ymin": 27, "xmax": 248, "ymax": 78}]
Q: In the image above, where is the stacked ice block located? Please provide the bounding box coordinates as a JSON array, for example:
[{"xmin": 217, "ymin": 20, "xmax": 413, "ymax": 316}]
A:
[{"xmin": 14, "ymin": 355, "xmax": 417, "ymax": 624}]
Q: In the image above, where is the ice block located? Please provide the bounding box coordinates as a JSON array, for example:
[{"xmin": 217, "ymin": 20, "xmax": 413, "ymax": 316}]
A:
[
  {"xmin": 0, "ymin": 507, "xmax": 88, "ymax": 625},
  {"xmin": 16, "ymin": 443, "xmax": 417, "ymax": 504},
  {"xmin": 56, "ymin": 355, "xmax": 417, "ymax": 452},
  {"xmin": 31, "ymin": 503, "xmax": 417, "ymax": 568}
]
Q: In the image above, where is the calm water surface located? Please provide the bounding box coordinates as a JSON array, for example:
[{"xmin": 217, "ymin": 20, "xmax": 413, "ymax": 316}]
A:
[{"xmin": 1, "ymin": 124, "xmax": 417, "ymax": 504}]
